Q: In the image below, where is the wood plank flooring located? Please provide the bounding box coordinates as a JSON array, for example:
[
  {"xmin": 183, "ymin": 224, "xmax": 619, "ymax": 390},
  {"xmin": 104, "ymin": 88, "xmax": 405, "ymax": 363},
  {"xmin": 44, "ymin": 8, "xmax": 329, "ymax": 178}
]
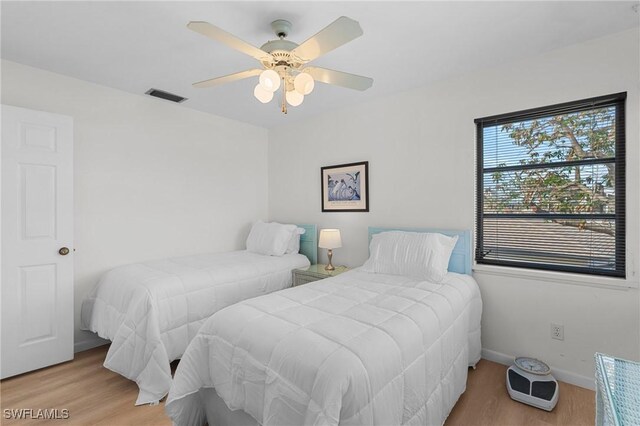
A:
[
  {"xmin": 1, "ymin": 345, "xmax": 594, "ymax": 425},
  {"xmin": 446, "ymin": 359, "xmax": 595, "ymax": 426},
  {"xmin": 1, "ymin": 346, "xmax": 171, "ymax": 426}
]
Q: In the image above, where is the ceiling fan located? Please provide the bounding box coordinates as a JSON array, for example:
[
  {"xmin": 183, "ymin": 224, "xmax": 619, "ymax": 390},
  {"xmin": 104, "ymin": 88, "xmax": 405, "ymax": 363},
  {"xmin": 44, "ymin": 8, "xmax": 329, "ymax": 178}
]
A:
[{"xmin": 187, "ymin": 16, "xmax": 373, "ymax": 114}]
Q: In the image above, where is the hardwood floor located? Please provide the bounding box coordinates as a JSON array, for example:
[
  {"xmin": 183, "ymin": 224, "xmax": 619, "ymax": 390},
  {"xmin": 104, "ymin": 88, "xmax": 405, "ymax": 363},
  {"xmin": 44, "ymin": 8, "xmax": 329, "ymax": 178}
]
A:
[
  {"xmin": 1, "ymin": 345, "xmax": 594, "ymax": 425},
  {"xmin": 447, "ymin": 360, "xmax": 595, "ymax": 426},
  {"xmin": 1, "ymin": 346, "xmax": 171, "ymax": 426}
]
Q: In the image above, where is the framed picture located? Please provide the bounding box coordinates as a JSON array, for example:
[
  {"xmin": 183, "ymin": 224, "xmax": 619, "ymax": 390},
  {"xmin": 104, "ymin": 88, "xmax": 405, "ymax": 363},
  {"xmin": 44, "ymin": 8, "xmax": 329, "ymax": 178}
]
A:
[{"xmin": 321, "ymin": 161, "xmax": 369, "ymax": 212}]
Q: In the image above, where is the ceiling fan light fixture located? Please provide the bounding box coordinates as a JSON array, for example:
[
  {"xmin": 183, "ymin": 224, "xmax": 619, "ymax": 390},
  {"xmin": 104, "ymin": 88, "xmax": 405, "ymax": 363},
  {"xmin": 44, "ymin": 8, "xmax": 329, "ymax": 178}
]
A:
[
  {"xmin": 286, "ymin": 90, "xmax": 304, "ymax": 107},
  {"xmin": 188, "ymin": 17, "xmax": 373, "ymax": 115},
  {"xmin": 294, "ymin": 72, "xmax": 314, "ymax": 95},
  {"xmin": 254, "ymin": 84, "xmax": 273, "ymax": 103},
  {"xmin": 259, "ymin": 69, "xmax": 281, "ymax": 92}
]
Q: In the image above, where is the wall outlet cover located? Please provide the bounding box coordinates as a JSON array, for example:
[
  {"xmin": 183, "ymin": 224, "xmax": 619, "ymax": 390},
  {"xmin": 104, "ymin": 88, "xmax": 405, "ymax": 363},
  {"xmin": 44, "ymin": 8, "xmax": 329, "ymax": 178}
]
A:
[{"xmin": 551, "ymin": 323, "xmax": 564, "ymax": 341}]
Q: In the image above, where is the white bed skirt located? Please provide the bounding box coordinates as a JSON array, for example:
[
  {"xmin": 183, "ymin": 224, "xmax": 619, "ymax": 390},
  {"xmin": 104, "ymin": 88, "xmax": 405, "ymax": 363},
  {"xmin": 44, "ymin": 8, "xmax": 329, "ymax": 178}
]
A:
[{"xmin": 192, "ymin": 359, "xmax": 477, "ymax": 426}]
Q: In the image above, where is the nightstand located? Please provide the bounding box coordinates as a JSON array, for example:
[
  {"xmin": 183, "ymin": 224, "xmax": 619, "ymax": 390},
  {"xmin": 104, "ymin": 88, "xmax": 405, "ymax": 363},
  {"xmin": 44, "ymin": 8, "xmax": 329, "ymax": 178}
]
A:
[{"xmin": 292, "ymin": 264, "xmax": 349, "ymax": 287}]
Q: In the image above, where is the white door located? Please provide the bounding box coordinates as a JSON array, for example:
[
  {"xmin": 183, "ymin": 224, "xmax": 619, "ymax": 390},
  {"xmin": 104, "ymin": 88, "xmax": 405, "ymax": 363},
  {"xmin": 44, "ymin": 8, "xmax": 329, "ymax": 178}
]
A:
[{"xmin": 1, "ymin": 105, "xmax": 74, "ymax": 378}]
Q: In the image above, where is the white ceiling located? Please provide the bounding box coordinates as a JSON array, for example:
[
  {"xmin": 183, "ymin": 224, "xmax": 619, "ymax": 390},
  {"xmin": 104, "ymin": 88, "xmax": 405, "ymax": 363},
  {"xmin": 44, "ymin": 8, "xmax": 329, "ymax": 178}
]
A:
[{"xmin": 2, "ymin": 1, "xmax": 638, "ymax": 128}]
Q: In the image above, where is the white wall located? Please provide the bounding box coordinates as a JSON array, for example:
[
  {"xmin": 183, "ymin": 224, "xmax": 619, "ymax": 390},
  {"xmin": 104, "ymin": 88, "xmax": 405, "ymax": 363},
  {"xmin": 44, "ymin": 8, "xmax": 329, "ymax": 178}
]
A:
[
  {"xmin": 1, "ymin": 60, "xmax": 270, "ymax": 351},
  {"xmin": 268, "ymin": 28, "xmax": 640, "ymax": 387}
]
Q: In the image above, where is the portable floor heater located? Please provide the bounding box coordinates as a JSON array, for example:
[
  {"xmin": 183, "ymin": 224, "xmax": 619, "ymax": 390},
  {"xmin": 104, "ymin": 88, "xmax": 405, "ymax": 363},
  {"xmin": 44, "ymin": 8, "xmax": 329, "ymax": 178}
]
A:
[{"xmin": 506, "ymin": 357, "xmax": 559, "ymax": 411}]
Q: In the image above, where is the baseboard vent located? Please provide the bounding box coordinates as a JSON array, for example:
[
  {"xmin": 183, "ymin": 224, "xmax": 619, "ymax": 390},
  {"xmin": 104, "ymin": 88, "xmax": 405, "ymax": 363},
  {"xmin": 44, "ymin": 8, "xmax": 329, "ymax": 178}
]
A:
[{"xmin": 145, "ymin": 88, "xmax": 188, "ymax": 103}]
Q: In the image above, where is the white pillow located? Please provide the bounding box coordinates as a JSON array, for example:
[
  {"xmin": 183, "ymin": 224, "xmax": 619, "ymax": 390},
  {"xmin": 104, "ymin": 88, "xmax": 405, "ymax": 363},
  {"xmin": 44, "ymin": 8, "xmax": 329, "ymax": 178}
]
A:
[
  {"xmin": 246, "ymin": 221, "xmax": 297, "ymax": 256},
  {"xmin": 285, "ymin": 227, "xmax": 306, "ymax": 254},
  {"xmin": 361, "ymin": 231, "xmax": 458, "ymax": 282}
]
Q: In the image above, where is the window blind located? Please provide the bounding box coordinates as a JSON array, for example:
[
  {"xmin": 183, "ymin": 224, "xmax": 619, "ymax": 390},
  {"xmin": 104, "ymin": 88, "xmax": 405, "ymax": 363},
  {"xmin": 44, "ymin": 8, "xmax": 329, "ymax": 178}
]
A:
[{"xmin": 475, "ymin": 93, "xmax": 626, "ymax": 277}]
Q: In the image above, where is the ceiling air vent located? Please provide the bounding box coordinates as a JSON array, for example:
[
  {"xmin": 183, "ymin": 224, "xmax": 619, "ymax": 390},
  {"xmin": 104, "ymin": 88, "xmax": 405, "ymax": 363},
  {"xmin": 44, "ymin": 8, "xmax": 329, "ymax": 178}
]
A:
[{"xmin": 145, "ymin": 88, "xmax": 188, "ymax": 103}]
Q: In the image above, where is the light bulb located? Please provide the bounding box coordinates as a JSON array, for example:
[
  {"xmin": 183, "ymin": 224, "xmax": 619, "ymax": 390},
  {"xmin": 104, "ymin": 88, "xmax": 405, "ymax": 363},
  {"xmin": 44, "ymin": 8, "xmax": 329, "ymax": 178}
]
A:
[
  {"xmin": 259, "ymin": 70, "xmax": 281, "ymax": 92},
  {"xmin": 254, "ymin": 84, "xmax": 273, "ymax": 103},
  {"xmin": 286, "ymin": 90, "xmax": 304, "ymax": 107},
  {"xmin": 294, "ymin": 72, "xmax": 314, "ymax": 95}
]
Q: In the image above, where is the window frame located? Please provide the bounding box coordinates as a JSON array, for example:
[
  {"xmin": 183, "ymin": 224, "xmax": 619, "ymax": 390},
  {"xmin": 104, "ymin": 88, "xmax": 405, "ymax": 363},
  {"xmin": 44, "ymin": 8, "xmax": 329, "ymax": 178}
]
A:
[{"xmin": 475, "ymin": 92, "xmax": 626, "ymax": 278}]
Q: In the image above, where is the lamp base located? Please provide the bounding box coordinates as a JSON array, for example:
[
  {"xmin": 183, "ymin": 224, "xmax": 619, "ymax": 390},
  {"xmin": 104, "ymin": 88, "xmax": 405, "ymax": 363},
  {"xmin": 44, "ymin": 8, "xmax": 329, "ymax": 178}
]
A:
[{"xmin": 325, "ymin": 249, "xmax": 335, "ymax": 271}]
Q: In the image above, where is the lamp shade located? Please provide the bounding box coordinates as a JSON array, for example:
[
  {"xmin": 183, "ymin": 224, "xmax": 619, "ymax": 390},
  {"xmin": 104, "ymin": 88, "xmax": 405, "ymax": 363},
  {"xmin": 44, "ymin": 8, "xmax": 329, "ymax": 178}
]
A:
[
  {"xmin": 294, "ymin": 72, "xmax": 314, "ymax": 95},
  {"xmin": 319, "ymin": 229, "xmax": 342, "ymax": 249},
  {"xmin": 259, "ymin": 69, "xmax": 281, "ymax": 92},
  {"xmin": 254, "ymin": 84, "xmax": 273, "ymax": 103},
  {"xmin": 285, "ymin": 90, "xmax": 304, "ymax": 107}
]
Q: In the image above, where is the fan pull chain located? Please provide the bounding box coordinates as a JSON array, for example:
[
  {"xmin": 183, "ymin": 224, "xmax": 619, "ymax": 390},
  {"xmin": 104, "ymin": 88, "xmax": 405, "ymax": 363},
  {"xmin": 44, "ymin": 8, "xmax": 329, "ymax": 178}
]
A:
[{"xmin": 281, "ymin": 75, "xmax": 287, "ymax": 114}]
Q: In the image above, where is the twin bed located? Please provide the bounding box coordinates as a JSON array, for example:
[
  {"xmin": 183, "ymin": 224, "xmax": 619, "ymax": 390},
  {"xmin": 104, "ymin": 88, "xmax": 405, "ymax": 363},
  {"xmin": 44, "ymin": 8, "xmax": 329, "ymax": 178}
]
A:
[
  {"xmin": 81, "ymin": 223, "xmax": 317, "ymax": 405},
  {"xmin": 165, "ymin": 227, "xmax": 482, "ymax": 426},
  {"xmin": 82, "ymin": 225, "xmax": 482, "ymax": 425}
]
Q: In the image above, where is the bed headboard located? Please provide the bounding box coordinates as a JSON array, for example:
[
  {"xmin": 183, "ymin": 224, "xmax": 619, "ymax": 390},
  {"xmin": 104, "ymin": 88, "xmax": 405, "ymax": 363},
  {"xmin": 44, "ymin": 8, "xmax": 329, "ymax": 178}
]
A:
[
  {"xmin": 296, "ymin": 224, "xmax": 317, "ymax": 264},
  {"xmin": 367, "ymin": 227, "xmax": 472, "ymax": 275}
]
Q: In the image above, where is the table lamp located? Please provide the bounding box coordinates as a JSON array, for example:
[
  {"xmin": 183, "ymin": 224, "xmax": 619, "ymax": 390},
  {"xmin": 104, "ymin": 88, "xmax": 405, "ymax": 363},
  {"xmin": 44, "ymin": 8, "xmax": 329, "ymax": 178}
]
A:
[{"xmin": 319, "ymin": 229, "xmax": 342, "ymax": 271}]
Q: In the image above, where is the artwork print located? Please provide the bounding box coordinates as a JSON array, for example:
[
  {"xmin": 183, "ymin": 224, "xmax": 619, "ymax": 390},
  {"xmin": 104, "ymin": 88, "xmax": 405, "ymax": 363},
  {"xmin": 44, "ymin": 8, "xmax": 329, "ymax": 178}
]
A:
[{"xmin": 321, "ymin": 161, "xmax": 369, "ymax": 212}]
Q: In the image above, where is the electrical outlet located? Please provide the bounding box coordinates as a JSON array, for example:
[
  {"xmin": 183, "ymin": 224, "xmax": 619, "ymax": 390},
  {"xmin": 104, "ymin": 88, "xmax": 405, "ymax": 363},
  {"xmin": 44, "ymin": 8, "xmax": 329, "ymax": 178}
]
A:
[{"xmin": 551, "ymin": 323, "xmax": 564, "ymax": 341}]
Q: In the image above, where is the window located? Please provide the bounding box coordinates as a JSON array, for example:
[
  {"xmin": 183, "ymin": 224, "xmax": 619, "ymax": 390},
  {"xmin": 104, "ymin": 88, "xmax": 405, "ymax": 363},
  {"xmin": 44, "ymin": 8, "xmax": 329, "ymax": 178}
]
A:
[{"xmin": 475, "ymin": 93, "xmax": 626, "ymax": 277}]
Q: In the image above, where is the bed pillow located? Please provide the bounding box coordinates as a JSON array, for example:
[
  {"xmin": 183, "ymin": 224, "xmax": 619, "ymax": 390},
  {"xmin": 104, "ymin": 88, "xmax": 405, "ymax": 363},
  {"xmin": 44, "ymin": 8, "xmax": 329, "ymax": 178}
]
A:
[
  {"xmin": 361, "ymin": 231, "xmax": 458, "ymax": 282},
  {"xmin": 246, "ymin": 221, "xmax": 298, "ymax": 256},
  {"xmin": 285, "ymin": 227, "xmax": 306, "ymax": 254}
]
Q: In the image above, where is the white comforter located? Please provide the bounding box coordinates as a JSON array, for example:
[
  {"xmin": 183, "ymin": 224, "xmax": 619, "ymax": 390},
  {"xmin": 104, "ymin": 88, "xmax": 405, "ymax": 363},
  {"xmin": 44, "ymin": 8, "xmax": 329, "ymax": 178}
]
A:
[
  {"xmin": 81, "ymin": 250, "xmax": 309, "ymax": 405},
  {"xmin": 165, "ymin": 269, "xmax": 482, "ymax": 426}
]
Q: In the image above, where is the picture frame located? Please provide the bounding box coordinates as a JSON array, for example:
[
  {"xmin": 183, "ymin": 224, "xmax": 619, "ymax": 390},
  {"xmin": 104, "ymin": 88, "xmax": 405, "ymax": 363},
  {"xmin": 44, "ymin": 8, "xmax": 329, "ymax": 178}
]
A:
[{"xmin": 321, "ymin": 161, "xmax": 369, "ymax": 212}]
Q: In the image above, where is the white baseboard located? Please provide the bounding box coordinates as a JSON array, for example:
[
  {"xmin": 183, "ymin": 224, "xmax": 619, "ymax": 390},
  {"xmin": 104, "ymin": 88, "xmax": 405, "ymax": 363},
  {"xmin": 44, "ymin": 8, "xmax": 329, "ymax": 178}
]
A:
[
  {"xmin": 74, "ymin": 336, "xmax": 110, "ymax": 353},
  {"xmin": 481, "ymin": 348, "xmax": 595, "ymax": 391}
]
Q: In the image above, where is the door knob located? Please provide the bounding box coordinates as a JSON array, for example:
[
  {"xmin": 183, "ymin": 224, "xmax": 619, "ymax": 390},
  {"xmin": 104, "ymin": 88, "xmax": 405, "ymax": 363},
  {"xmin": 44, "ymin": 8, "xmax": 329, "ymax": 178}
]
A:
[{"xmin": 59, "ymin": 247, "xmax": 70, "ymax": 256}]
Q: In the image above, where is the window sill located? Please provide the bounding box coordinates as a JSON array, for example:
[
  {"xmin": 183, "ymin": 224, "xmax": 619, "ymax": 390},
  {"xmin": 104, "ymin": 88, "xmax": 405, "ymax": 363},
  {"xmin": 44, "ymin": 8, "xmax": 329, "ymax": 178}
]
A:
[{"xmin": 472, "ymin": 264, "xmax": 639, "ymax": 290}]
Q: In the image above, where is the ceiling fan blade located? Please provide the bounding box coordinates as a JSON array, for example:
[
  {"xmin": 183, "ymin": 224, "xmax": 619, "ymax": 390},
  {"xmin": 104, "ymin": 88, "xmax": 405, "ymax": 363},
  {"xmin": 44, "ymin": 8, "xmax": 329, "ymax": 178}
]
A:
[
  {"xmin": 291, "ymin": 16, "xmax": 363, "ymax": 63},
  {"xmin": 304, "ymin": 67, "xmax": 373, "ymax": 91},
  {"xmin": 187, "ymin": 21, "xmax": 273, "ymax": 62},
  {"xmin": 193, "ymin": 69, "xmax": 263, "ymax": 89}
]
